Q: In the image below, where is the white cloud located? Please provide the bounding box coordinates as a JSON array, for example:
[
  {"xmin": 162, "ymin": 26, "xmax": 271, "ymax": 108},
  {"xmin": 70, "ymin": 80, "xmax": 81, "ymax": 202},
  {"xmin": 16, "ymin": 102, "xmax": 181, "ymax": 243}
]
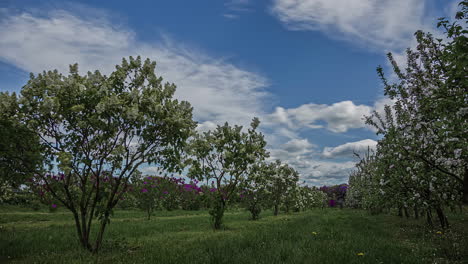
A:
[
  {"xmin": 269, "ymin": 145, "xmax": 356, "ymax": 185},
  {"xmin": 268, "ymin": 100, "xmax": 372, "ymax": 133},
  {"xmin": 302, "ymin": 160, "xmax": 356, "ymax": 185},
  {"xmin": 267, "ymin": 135, "xmax": 355, "ymax": 185},
  {"xmin": 270, "ymin": 0, "xmax": 427, "ymax": 51},
  {"xmin": 322, "ymin": 139, "xmax": 377, "ymax": 158},
  {"xmin": 282, "ymin": 138, "xmax": 315, "ymax": 154},
  {"xmin": 0, "ymin": 8, "xmax": 269, "ymax": 128},
  {"xmin": 196, "ymin": 121, "xmax": 218, "ymax": 133}
]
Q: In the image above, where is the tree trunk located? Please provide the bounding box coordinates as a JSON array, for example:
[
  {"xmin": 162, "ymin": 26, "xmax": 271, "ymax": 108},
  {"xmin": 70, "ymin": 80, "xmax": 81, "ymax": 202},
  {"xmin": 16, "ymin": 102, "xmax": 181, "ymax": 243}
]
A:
[
  {"xmin": 93, "ymin": 217, "xmax": 109, "ymax": 253},
  {"xmin": 435, "ymin": 207, "xmax": 449, "ymax": 229},
  {"xmin": 249, "ymin": 201, "xmax": 261, "ymax": 220},
  {"xmin": 414, "ymin": 206, "xmax": 419, "ymax": 219},
  {"xmin": 398, "ymin": 207, "xmax": 403, "ymax": 217},
  {"xmin": 213, "ymin": 198, "xmax": 225, "ymax": 230},
  {"xmin": 426, "ymin": 209, "xmax": 433, "ymax": 226},
  {"xmin": 404, "ymin": 207, "xmax": 410, "ymax": 218},
  {"xmin": 274, "ymin": 204, "xmax": 279, "ymax": 216},
  {"xmin": 72, "ymin": 211, "xmax": 86, "ymax": 248},
  {"xmin": 463, "ymin": 168, "xmax": 468, "ymax": 205}
]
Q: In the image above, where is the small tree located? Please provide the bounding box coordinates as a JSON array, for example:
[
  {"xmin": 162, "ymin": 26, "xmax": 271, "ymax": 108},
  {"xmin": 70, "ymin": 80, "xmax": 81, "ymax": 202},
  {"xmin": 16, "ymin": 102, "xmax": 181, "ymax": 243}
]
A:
[
  {"xmin": 293, "ymin": 186, "xmax": 328, "ymax": 211},
  {"xmin": 240, "ymin": 162, "xmax": 271, "ymax": 220},
  {"xmin": 267, "ymin": 160, "xmax": 299, "ymax": 216},
  {"xmin": 132, "ymin": 174, "xmax": 161, "ymax": 220},
  {"xmin": 187, "ymin": 118, "xmax": 269, "ymax": 229},
  {"xmin": 18, "ymin": 56, "xmax": 196, "ymax": 252}
]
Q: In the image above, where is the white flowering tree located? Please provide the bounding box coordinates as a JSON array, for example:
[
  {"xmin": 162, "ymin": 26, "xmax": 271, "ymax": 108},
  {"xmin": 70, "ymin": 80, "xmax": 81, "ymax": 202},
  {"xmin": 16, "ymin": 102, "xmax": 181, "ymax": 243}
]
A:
[
  {"xmin": 348, "ymin": 3, "xmax": 467, "ymax": 228},
  {"xmin": 16, "ymin": 56, "xmax": 196, "ymax": 252},
  {"xmin": 240, "ymin": 162, "xmax": 272, "ymax": 220},
  {"xmin": 371, "ymin": 108, "xmax": 456, "ymax": 226},
  {"xmin": 266, "ymin": 160, "xmax": 299, "ymax": 216},
  {"xmin": 346, "ymin": 149, "xmax": 383, "ymax": 213},
  {"xmin": 293, "ymin": 186, "xmax": 328, "ymax": 211},
  {"xmin": 187, "ymin": 118, "xmax": 269, "ymax": 229},
  {"xmin": 367, "ymin": 2, "xmax": 467, "ymax": 205}
]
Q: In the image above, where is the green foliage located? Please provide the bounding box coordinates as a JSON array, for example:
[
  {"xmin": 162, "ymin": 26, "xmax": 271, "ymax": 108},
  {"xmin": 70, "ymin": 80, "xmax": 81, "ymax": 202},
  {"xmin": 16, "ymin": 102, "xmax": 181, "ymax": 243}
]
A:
[{"xmin": 0, "ymin": 93, "xmax": 44, "ymax": 188}]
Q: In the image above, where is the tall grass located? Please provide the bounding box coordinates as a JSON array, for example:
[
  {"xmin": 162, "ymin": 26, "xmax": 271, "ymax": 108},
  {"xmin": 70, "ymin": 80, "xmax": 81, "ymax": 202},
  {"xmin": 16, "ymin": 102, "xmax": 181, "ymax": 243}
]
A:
[{"xmin": 1, "ymin": 206, "xmax": 467, "ymax": 263}]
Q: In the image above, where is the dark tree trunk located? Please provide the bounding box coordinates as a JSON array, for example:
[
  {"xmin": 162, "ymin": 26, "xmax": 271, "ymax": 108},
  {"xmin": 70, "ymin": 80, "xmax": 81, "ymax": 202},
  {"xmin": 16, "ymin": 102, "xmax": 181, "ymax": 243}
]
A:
[
  {"xmin": 404, "ymin": 207, "xmax": 410, "ymax": 218},
  {"xmin": 463, "ymin": 169, "xmax": 468, "ymax": 205},
  {"xmin": 211, "ymin": 197, "xmax": 226, "ymax": 230},
  {"xmin": 426, "ymin": 209, "xmax": 433, "ymax": 226},
  {"xmin": 274, "ymin": 204, "xmax": 279, "ymax": 216},
  {"xmin": 398, "ymin": 207, "xmax": 403, "ymax": 217},
  {"xmin": 249, "ymin": 201, "xmax": 261, "ymax": 220},
  {"xmin": 435, "ymin": 207, "xmax": 449, "ymax": 229},
  {"xmin": 414, "ymin": 206, "xmax": 419, "ymax": 219},
  {"xmin": 93, "ymin": 217, "xmax": 109, "ymax": 253}
]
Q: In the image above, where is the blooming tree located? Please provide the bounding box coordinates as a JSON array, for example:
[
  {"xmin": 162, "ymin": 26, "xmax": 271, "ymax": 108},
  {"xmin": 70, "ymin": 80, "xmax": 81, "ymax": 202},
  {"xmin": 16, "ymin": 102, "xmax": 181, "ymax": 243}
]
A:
[
  {"xmin": 187, "ymin": 118, "xmax": 269, "ymax": 229},
  {"xmin": 240, "ymin": 162, "xmax": 272, "ymax": 220},
  {"xmin": 347, "ymin": 2, "xmax": 467, "ymax": 229},
  {"xmin": 366, "ymin": 1, "xmax": 467, "ymax": 205},
  {"xmin": 293, "ymin": 186, "xmax": 328, "ymax": 211},
  {"xmin": 266, "ymin": 160, "xmax": 299, "ymax": 216},
  {"xmin": 17, "ymin": 56, "xmax": 196, "ymax": 252}
]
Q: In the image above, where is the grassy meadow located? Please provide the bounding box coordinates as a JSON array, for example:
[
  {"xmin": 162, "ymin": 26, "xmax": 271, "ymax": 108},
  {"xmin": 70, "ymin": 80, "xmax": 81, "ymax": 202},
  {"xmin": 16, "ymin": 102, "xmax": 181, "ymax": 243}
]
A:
[{"xmin": 1, "ymin": 206, "xmax": 467, "ymax": 264}]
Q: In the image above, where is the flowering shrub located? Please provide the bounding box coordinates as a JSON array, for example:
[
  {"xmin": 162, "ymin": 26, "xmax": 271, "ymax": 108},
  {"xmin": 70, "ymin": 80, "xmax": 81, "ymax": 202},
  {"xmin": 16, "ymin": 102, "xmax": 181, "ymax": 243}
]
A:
[
  {"xmin": 319, "ymin": 184, "xmax": 348, "ymax": 208},
  {"xmin": 132, "ymin": 175, "xmax": 204, "ymax": 219},
  {"xmin": 292, "ymin": 186, "xmax": 327, "ymax": 211}
]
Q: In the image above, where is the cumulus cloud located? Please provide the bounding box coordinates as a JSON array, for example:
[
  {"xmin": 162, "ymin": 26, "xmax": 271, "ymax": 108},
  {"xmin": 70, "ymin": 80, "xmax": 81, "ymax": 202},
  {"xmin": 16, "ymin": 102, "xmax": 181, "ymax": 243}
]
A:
[
  {"xmin": 267, "ymin": 136, "xmax": 356, "ymax": 185},
  {"xmin": 0, "ymin": 8, "xmax": 269, "ymax": 128},
  {"xmin": 282, "ymin": 138, "xmax": 315, "ymax": 154},
  {"xmin": 302, "ymin": 160, "xmax": 356, "ymax": 184},
  {"xmin": 268, "ymin": 100, "xmax": 372, "ymax": 133},
  {"xmin": 270, "ymin": 0, "xmax": 427, "ymax": 51},
  {"xmin": 322, "ymin": 139, "xmax": 377, "ymax": 158}
]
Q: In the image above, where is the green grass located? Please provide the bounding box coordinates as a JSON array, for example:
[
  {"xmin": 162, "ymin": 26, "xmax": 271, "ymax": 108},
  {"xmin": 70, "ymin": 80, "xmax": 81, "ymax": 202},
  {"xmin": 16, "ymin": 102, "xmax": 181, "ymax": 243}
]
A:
[{"xmin": 1, "ymin": 206, "xmax": 467, "ymax": 263}]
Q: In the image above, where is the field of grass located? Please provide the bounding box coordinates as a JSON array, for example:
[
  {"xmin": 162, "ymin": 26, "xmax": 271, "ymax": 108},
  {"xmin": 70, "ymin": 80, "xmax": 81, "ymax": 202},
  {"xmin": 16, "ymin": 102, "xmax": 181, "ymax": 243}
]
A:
[{"xmin": 1, "ymin": 206, "xmax": 467, "ymax": 264}]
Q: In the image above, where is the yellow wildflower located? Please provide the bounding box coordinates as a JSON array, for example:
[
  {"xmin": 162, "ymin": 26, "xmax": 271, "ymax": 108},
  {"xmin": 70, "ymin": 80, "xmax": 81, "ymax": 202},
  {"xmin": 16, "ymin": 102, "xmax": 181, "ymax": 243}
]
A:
[
  {"xmin": 357, "ymin": 252, "xmax": 365, "ymax": 256},
  {"xmin": 312, "ymin": 232, "xmax": 318, "ymax": 235},
  {"xmin": 436, "ymin": 231, "xmax": 443, "ymax": 235}
]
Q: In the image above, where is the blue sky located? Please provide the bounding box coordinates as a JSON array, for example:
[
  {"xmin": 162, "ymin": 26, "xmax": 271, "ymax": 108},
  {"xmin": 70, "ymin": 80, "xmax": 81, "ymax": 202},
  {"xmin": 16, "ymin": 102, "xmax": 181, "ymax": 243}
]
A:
[{"xmin": 0, "ymin": 0, "xmax": 459, "ymax": 185}]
